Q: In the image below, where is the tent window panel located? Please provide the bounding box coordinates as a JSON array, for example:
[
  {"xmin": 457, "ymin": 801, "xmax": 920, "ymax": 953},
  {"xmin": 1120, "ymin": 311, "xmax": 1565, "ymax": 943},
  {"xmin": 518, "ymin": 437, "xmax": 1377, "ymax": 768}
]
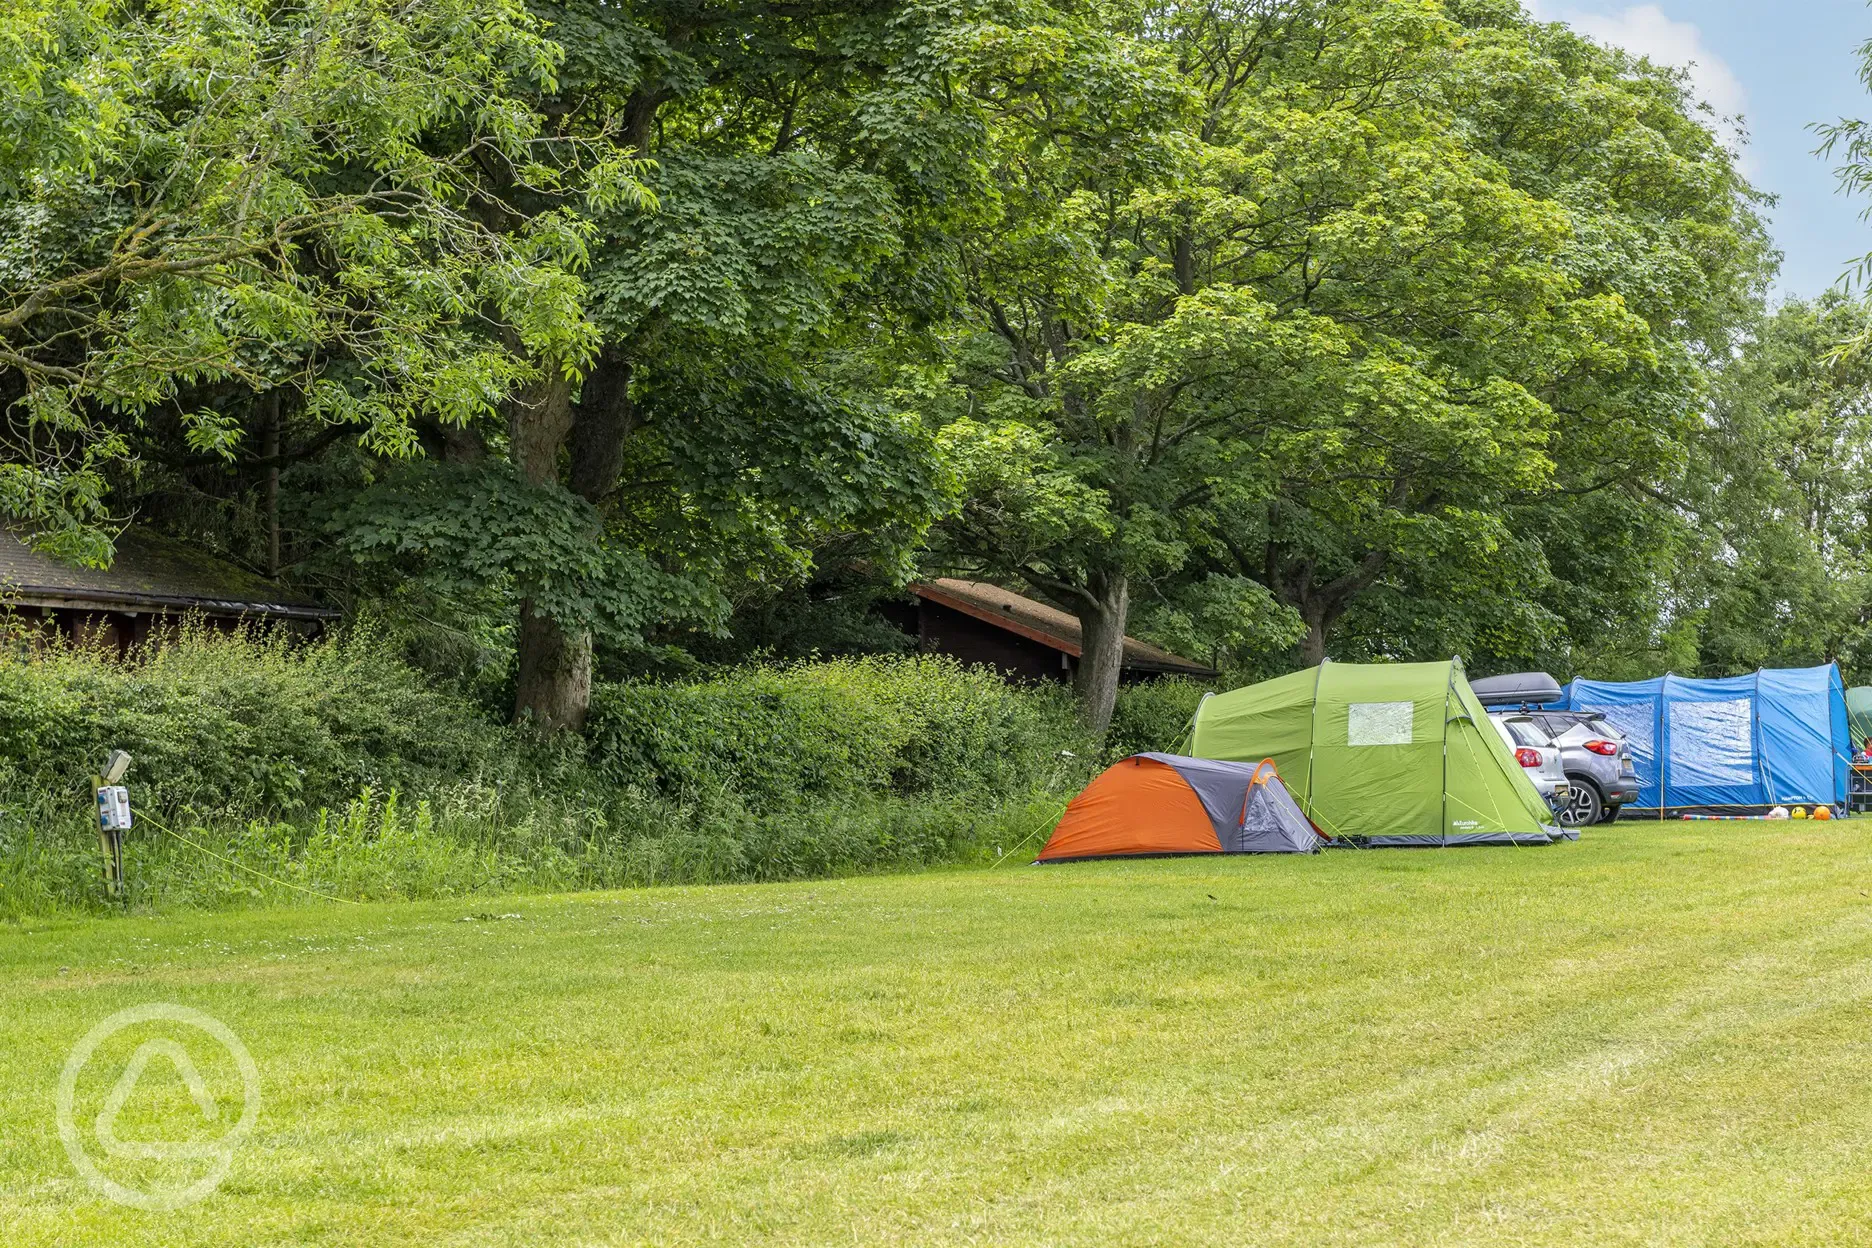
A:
[
  {"xmin": 1347, "ymin": 702, "xmax": 1414, "ymax": 747},
  {"xmin": 1668, "ymin": 698, "xmax": 1756, "ymax": 787}
]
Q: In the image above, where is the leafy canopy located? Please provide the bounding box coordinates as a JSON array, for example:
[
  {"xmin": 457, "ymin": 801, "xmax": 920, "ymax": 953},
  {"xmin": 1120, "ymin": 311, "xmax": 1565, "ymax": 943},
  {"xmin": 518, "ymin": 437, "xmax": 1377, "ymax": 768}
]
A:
[{"xmin": 0, "ymin": 0, "xmax": 645, "ymax": 562}]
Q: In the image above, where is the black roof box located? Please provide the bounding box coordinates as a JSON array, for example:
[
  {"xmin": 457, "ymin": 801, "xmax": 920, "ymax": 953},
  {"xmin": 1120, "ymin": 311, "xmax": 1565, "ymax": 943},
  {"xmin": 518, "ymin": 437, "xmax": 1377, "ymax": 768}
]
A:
[{"xmin": 1469, "ymin": 671, "xmax": 1563, "ymax": 708}]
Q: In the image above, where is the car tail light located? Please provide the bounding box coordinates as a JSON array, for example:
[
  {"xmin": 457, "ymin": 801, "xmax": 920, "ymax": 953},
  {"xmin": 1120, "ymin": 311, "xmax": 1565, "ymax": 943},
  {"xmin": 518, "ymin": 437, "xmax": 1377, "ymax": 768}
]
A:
[
  {"xmin": 1514, "ymin": 747, "xmax": 1543, "ymax": 768},
  {"xmin": 1584, "ymin": 739, "xmax": 1618, "ymax": 756}
]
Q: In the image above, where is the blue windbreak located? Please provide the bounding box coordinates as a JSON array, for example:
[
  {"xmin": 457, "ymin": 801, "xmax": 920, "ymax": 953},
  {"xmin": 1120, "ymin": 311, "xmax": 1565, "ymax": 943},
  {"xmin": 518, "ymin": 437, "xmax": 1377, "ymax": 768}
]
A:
[{"xmin": 1557, "ymin": 665, "xmax": 1847, "ymax": 810}]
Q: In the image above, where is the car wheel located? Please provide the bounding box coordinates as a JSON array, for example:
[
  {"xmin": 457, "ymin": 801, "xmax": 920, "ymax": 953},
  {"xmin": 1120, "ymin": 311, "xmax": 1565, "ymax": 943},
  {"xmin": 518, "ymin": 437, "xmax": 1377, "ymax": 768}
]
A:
[
  {"xmin": 1598, "ymin": 804, "xmax": 1621, "ymax": 825},
  {"xmin": 1560, "ymin": 777, "xmax": 1603, "ymax": 828}
]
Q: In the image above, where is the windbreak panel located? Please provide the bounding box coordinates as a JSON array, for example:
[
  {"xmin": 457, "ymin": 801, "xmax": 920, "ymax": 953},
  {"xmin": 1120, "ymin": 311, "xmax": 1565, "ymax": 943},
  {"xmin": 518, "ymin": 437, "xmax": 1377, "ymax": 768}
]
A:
[{"xmin": 1666, "ymin": 698, "xmax": 1756, "ymax": 790}]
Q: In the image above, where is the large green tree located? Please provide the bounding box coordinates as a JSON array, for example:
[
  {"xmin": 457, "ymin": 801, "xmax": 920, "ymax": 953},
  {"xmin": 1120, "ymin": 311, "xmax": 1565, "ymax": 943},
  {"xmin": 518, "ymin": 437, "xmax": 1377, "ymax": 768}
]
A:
[
  {"xmin": 334, "ymin": 0, "xmax": 1040, "ymax": 729},
  {"xmin": 919, "ymin": 0, "xmax": 1194, "ymax": 727},
  {"xmin": 929, "ymin": 0, "xmax": 1769, "ymax": 731},
  {"xmin": 1317, "ymin": 3, "xmax": 1773, "ymax": 680},
  {"xmin": 1659, "ymin": 295, "xmax": 1872, "ymax": 677},
  {"xmin": 0, "ymin": 0, "xmax": 611, "ymax": 565}
]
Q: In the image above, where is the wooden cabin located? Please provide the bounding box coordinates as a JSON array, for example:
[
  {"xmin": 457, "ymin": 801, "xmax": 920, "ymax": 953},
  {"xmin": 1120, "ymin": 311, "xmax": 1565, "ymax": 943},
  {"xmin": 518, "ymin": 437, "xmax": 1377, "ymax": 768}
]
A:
[
  {"xmin": 0, "ymin": 526, "xmax": 337, "ymax": 654},
  {"xmin": 896, "ymin": 579, "xmax": 1216, "ymax": 684}
]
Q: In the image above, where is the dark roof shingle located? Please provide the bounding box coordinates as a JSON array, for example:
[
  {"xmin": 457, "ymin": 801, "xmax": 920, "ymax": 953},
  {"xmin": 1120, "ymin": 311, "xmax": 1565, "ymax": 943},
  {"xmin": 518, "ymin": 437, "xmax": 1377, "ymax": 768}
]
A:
[{"xmin": 0, "ymin": 527, "xmax": 336, "ymax": 619}]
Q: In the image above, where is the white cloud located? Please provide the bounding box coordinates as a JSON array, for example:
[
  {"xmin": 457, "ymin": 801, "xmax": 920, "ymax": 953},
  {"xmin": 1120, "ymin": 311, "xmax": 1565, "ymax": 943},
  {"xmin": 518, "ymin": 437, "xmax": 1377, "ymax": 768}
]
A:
[{"xmin": 1525, "ymin": 3, "xmax": 1751, "ymax": 164}]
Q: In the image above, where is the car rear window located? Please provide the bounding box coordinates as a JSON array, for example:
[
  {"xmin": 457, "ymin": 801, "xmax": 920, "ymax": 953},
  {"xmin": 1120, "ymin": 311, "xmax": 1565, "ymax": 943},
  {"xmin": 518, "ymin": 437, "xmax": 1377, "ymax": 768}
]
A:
[
  {"xmin": 1540, "ymin": 712, "xmax": 1625, "ymax": 742},
  {"xmin": 1583, "ymin": 714, "xmax": 1625, "ymax": 741},
  {"xmin": 1502, "ymin": 719, "xmax": 1549, "ymax": 747}
]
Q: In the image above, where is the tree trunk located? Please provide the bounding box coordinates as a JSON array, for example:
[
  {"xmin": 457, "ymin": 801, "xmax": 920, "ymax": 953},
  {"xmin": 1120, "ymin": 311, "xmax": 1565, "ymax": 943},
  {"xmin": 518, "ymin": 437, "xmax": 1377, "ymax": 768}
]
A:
[
  {"xmin": 1293, "ymin": 575, "xmax": 1374, "ymax": 667},
  {"xmin": 1073, "ymin": 571, "xmax": 1129, "ymax": 736},
  {"xmin": 566, "ymin": 350, "xmax": 635, "ymax": 501},
  {"xmin": 1299, "ymin": 603, "xmax": 1329, "ymax": 667},
  {"xmin": 1270, "ymin": 549, "xmax": 1392, "ymax": 670},
  {"xmin": 440, "ymin": 420, "xmax": 484, "ymax": 464},
  {"xmin": 509, "ymin": 367, "xmax": 573, "ymax": 487},
  {"xmin": 509, "ymin": 364, "xmax": 594, "ymax": 729},
  {"xmin": 507, "ymin": 352, "xmax": 639, "ymax": 731},
  {"xmin": 1172, "ymin": 228, "xmax": 1197, "ymax": 297},
  {"xmin": 514, "ymin": 601, "xmax": 592, "ymax": 732},
  {"xmin": 261, "ymin": 390, "xmax": 281, "ymax": 578}
]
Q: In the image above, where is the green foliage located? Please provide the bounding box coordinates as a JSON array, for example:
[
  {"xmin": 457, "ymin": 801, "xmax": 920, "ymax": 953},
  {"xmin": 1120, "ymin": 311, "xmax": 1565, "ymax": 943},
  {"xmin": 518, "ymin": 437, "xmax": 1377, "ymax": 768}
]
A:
[
  {"xmin": 1309, "ymin": 4, "xmax": 1774, "ymax": 678},
  {"xmin": 588, "ymin": 152, "xmax": 903, "ymax": 341},
  {"xmin": 0, "ymin": 637, "xmax": 1106, "ymax": 916},
  {"xmin": 1816, "ymin": 37, "xmax": 1872, "ymax": 297},
  {"xmin": 0, "ymin": 780, "xmax": 1073, "ymax": 917},
  {"xmin": 0, "ymin": 0, "xmax": 1808, "ymax": 847},
  {"xmin": 310, "ymin": 462, "xmax": 721, "ymax": 649},
  {"xmin": 586, "ymin": 656, "xmax": 1088, "ymax": 807},
  {"xmin": 1130, "ymin": 576, "xmax": 1302, "ymax": 683},
  {"xmin": 1662, "ymin": 293, "xmax": 1872, "ymax": 678},
  {"xmin": 0, "ymin": 624, "xmax": 516, "ymax": 815},
  {"xmin": 596, "ymin": 792, "xmax": 1069, "ymax": 890},
  {"xmin": 922, "ymin": 0, "xmax": 1772, "ymax": 699},
  {"xmin": 620, "ymin": 368, "xmax": 951, "ymax": 596},
  {"xmin": 1105, "ymin": 677, "xmax": 1210, "ymax": 759},
  {"xmin": 0, "ymin": 0, "xmax": 634, "ymax": 554},
  {"xmin": 669, "ymin": 579, "xmax": 918, "ymax": 669}
]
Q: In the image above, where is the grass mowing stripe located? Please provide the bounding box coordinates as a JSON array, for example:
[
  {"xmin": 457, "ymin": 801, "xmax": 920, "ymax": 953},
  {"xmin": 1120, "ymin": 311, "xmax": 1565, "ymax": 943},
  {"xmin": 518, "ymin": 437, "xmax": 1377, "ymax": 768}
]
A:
[{"xmin": 4, "ymin": 820, "xmax": 1872, "ymax": 1244}]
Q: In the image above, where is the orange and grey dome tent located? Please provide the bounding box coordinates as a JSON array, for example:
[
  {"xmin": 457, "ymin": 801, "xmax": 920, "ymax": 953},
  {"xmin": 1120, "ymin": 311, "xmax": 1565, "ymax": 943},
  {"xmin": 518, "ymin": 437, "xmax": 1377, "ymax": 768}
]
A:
[{"xmin": 1038, "ymin": 754, "xmax": 1324, "ymax": 862}]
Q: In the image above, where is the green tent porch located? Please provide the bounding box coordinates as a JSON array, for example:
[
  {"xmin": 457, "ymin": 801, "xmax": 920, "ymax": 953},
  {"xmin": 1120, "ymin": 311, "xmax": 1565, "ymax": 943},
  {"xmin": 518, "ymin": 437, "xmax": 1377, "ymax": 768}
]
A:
[
  {"xmin": 1848, "ymin": 686, "xmax": 1872, "ymax": 753},
  {"xmin": 1188, "ymin": 659, "xmax": 1560, "ymax": 846}
]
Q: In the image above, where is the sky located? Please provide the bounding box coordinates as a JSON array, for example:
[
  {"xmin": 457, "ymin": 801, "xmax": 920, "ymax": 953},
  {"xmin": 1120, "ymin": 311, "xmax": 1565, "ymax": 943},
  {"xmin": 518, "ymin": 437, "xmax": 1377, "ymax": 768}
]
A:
[{"xmin": 1524, "ymin": 1, "xmax": 1872, "ymax": 299}]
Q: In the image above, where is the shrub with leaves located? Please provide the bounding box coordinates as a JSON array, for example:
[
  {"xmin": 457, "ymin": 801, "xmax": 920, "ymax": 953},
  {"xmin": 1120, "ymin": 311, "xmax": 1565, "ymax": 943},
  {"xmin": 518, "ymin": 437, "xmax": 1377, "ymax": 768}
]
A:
[
  {"xmin": 586, "ymin": 656, "xmax": 1088, "ymax": 807},
  {"xmin": 0, "ymin": 622, "xmax": 518, "ymax": 814},
  {"xmin": 1105, "ymin": 678, "xmax": 1211, "ymax": 760},
  {"xmin": 0, "ymin": 639, "xmax": 1134, "ymax": 917}
]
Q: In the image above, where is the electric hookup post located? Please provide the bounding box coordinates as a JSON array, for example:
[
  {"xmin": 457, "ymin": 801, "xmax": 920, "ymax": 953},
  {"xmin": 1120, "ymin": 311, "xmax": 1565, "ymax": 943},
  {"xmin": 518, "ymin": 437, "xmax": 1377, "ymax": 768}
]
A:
[{"xmin": 91, "ymin": 750, "xmax": 133, "ymax": 899}]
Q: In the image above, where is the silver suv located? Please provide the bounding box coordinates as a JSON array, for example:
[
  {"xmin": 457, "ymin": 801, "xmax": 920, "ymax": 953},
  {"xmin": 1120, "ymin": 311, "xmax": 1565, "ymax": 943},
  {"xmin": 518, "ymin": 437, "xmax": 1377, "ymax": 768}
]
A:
[
  {"xmin": 1527, "ymin": 710, "xmax": 1639, "ymax": 826},
  {"xmin": 1469, "ymin": 672, "xmax": 1639, "ymax": 827}
]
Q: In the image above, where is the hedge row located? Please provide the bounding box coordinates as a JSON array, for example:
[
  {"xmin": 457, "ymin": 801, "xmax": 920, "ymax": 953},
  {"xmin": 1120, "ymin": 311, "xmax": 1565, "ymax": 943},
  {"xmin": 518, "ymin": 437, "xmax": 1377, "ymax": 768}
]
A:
[
  {"xmin": 0, "ymin": 630, "xmax": 1210, "ymax": 915},
  {"xmin": 584, "ymin": 657, "xmax": 1090, "ymax": 806},
  {"xmin": 0, "ymin": 624, "xmax": 513, "ymax": 814}
]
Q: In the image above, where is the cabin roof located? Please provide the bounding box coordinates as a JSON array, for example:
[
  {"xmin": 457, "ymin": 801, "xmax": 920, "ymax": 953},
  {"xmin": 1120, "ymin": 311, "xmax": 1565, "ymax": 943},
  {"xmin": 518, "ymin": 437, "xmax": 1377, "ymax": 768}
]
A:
[
  {"xmin": 910, "ymin": 578, "xmax": 1216, "ymax": 678},
  {"xmin": 0, "ymin": 527, "xmax": 337, "ymax": 620}
]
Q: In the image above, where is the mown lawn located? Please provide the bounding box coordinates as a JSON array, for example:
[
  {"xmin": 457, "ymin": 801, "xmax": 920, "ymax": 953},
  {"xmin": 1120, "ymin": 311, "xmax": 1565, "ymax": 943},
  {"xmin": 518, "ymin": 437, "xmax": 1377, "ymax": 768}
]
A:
[{"xmin": 7, "ymin": 819, "xmax": 1872, "ymax": 1245}]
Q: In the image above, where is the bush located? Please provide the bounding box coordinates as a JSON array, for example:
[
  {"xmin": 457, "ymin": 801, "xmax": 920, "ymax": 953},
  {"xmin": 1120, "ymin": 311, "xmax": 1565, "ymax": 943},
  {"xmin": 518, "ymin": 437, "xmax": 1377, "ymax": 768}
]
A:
[
  {"xmin": 586, "ymin": 656, "xmax": 1088, "ymax": 807},
  {"xmin": 0, "ymin": 621, "xmax": 522, "ymax": 816},
  {"xmin": 1107, "ymin": 678, "xmax": 1212, "ymax": 759},
  {"xmin": 0, "ymin": 642, "xmax": 1099, "ymax": 918}
]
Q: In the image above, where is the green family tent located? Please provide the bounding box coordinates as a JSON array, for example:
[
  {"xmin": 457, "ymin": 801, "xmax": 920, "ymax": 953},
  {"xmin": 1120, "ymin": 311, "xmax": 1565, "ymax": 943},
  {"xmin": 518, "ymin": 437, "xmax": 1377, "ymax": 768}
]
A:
[
  {"xmin": 1188, "ymin": 659, "xmax": 1561, "ymax": 846},
  {"xmin": 1850, "ymin": 686, "xmax": 1872, "ymax": 753}
]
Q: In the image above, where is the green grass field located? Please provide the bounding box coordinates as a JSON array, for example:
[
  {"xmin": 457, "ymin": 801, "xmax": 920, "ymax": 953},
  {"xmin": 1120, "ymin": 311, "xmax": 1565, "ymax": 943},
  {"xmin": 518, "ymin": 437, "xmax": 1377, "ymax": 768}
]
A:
[{"xmin": 8, "ymin": 819, "xmax": 1872, "ymax": 1245}]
